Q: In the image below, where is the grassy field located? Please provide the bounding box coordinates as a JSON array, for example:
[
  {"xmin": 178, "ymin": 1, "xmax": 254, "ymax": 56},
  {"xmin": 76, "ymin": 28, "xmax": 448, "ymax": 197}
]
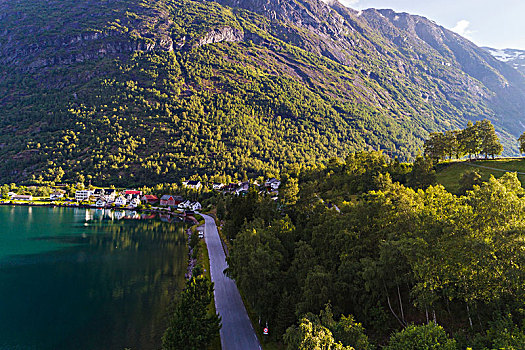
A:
[{"xmin": 435, "ymin": 157, "xmax": 525, "ymax": 193}]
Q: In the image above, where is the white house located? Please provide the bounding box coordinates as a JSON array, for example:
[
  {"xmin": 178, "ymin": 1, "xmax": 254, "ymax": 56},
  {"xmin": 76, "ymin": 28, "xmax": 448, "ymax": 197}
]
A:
[
  {"xmin": 235, "ymin": 182, "xmax": 250, "ymax": 195},
  {"xmin": 212, "ymin": 183, "xmax": 224, "ymax": 190},
  {"xmin": 104, "ymin": 189, "xmax": 117, "ymax": 202},
  {"xmin": 190, "ymin": 202, "xmax": 202, "ymax": 211},
  {"xmin": 178, "ymin": 200, "xmax": 191, "ymax": 209},
  {"xmin": 265, "ymin": 178, "xmax": 281, "ymax": 191},
  {"xmin": 95, "ymin": 199, "xmax": 107, "ymax": 207},
  {"xmin": 114, "ymin": 196, "xmax": 127, "ymax": 206},
  {"xmin": 12, "ymin": 194, "xmax": 33, "ymax": 201},
  {"xmin": 75, "ymin": 190, "xmax": 94, "ymax": 202},
  {"xmin": 129, "ymin": 197, "xmax": 141, "ymax": 208},
  {"xmin": 93, "ymin": 189, "xmax": 104, "ymax": 198},
  {"xmin": 183, "ymin": 180, "xmax": 202, "ymax": 190},
  {"xmin": 50, "ymin": 192, "xmax": 64, "ymax": 201}
]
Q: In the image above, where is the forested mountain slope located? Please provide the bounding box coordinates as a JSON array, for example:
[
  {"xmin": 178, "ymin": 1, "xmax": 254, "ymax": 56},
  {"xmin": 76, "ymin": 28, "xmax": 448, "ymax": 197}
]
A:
[{"xmin": 1, "ymin": 0, "xmax": 524, "ymax": 185}]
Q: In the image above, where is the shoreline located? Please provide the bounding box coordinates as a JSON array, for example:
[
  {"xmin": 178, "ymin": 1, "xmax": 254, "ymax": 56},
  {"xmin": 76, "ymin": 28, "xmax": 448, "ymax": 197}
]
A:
[{"xmin": 0, "ymin": 200, "xmax": 187, "ymax": 217}]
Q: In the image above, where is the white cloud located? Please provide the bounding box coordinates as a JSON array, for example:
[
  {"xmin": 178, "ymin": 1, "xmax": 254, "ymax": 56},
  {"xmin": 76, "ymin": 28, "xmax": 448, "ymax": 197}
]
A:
[{"xmin": 452, "ymin": 19, "xmax": 474, "ymax": 39}]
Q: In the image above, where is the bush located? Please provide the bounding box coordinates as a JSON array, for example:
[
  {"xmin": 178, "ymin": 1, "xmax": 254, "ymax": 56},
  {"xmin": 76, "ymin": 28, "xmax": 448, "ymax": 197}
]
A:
[
  {"xmin": 386, "ymin": 323, "xmax": 457, "ymax": 350},
  {"xmin": 466, "ymin": 315, "xmax": 525, "ymax": 350},
  {"xmin": 333, "ymin": 315, "xmax": 372, "ymax": 350}
]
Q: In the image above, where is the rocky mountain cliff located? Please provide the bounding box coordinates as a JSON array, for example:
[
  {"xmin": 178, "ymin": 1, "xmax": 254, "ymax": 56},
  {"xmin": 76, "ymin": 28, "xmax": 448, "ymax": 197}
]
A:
[
  {"xmin": 0, "ymin": 0, "xmax": 523, "ymax": 185},
  {"xmin": 484, "ymin": 47, "xmax": 525, "ymax": 77}
]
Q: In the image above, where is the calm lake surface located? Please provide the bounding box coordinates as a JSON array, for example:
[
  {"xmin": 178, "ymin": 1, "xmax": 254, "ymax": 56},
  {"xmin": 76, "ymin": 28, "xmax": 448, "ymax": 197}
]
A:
[{"xmin": 0, "ymin": 206, "xmax": 188, "ymax": 350}]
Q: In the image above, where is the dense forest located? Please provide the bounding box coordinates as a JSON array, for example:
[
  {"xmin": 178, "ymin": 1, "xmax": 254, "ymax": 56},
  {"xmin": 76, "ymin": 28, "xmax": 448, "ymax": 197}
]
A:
[
  {"xmin": 1, "ymin": 0, "xmax": 523, "ymax": 186},
  {"xmin": 221, "ymin": 152, "xmax": 525, "ymax": 349}
]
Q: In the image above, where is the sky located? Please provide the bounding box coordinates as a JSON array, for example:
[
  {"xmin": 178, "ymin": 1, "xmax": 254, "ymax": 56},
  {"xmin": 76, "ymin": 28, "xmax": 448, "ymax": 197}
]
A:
[{"xmin": 338, "ymin": 0, "xmax": 525, "ymax": 50}]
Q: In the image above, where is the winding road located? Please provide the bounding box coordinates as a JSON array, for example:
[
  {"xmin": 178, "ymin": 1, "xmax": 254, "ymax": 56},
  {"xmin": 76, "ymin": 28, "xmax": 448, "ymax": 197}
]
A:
[{"xmin": 199, "ymin": 213, "xmax": 262, "ymax": 350}]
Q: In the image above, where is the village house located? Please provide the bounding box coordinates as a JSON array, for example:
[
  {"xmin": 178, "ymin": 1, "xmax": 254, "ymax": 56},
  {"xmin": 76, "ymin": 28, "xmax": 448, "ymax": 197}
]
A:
[
  {"xmin": 114, "ymin": 196, "xmax": 127, "ymax": 207},
  {"xmin": 95, "ymin": 198, "xmax": 107, "ymax": 207},
  {"xmin": 50, "ymin": 192, "xmax": 64, "ymax": 201},
  {"xmin": 160, "ymin": 195, "xmax": 177, "ymax": 207},
  {"xmin": 178, "ymin": 200, "xmax": 191, "ymax": 210},
  {"xmin": 183, "ymin": 180, "xmax": 202, "ymax": 190},
  {"xmin": 141, "ymin": 195, "xmax": 158, "ymax": 205},
  {"xmin": 12, "ymin": 194, "xmax": 33, "ymax": 201},
  {"xmin": 129, "ymin": 197, "xmax": 141, "ymax": 208},
  {"xmin": 212, "ymin": 183, "xmax": 224, "ymax": 190},
  {"xmin": 124, "ymin": 190, "xmax": 142, "ymax": 196},
  {"xmin": 126, "ymin": 194, "xmax": 141, "ymax": 202},
  {"xmin": 93, "ymin": 189, "xmax": 104, "ymax": 198},
  {"xmin": 265, "ymin": 178, "xmax": 281, "ymax": 191},
  {"xmin": 224, "ymin": 182, "xmax": 240, "ymax": 193},
  {"xmin": 235, "ymin": 181, "xmax": 250, "ymax": 195},
  {"xmin": 104, "ymin": 189, "xmax": 117, "ymax": 202},
  {"xmin": 75, "ymin": 190, "xmax": 94, "ymax": 202},
  {"xmin": 189, "ymin": 202, "xmax": 202, "ymax": 211}
]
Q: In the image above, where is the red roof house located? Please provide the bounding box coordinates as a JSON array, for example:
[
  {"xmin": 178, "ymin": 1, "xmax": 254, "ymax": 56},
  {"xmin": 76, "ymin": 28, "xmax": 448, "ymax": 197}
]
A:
[
  {"xmin": 125, "ymin": 190, "xmax": 143, "ymax": 195},
  {"xmin": 141, "ymin": 195, "xmax": 158, "ymax": 204}
]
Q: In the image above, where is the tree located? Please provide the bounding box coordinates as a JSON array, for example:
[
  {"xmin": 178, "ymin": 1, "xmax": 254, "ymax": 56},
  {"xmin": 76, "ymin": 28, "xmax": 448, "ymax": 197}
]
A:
[
  {"xmin": 459, "ymin": 121, "xmax": 481, "ymax": 159},
  {"xmin": 424, "ymin": 133, "xmax": 447, "ymax": 162},
  {"xmin": 444, "ymin": 130, "xmax": 461, "ymax": 160},
  {"xmin": 162, "ymin": 275, "xmax": 221, "ymax": 350},
  {"xmin": 386, "ymin": 323, "xmax": 457, "ymax": 350},
  {"xmin": 227, "ymin": 218, "xmax": 289, "ymax": 325},
  {"xmin": 518, "ymin": 132, "xmax": 525, "ymax": 154},
  {"xmin": 285, "ymin": 316, "xmax": 343, "ymax": 350},
  {"xmin": 281, "ymin": 176, "xmax": 300, "ymax": 206},
  {"xmin": 407, "ymin": 155, "xmax": 436, "ymax": 189},
  {"xmin": 480, "ymin": 315, "xmax": 525, "ymax": 350},
  {"xmin": 477, "ymin": 119, "xmax": 502, "ymax": 159},
  {"xmin": 216, "ymin": 197, "xmax": 226, "ymax": 220},
  {"xmin": 284, "ymin": 313, "xmax": 354, "ymax": 350},
  {"xmin": 458, "ymin": 170, "xmax": 483, "ymax": 194},
  {"xmin": 333, "ymin": 315, "xmax": 372, "ymax": 350}
]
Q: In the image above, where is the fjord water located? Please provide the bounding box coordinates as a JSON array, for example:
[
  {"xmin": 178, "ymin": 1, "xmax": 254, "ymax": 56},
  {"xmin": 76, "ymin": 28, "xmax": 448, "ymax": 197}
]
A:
[{"xmin": 0, "ymin": 206, "xmax": 187, "ymax": 350}]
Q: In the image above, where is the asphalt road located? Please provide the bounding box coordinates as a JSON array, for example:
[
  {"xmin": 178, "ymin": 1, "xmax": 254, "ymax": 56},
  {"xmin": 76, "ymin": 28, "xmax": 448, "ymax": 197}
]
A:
[{"xmin": 200, "ymin": 213, "xmax": 262, "ymax": 350}]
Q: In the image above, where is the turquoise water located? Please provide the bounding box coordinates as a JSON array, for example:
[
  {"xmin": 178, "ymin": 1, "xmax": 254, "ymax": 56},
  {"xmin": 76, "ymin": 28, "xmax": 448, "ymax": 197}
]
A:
[{"xmin": 0, "ymin": 206, "xmax": 187, "ymax": 350}]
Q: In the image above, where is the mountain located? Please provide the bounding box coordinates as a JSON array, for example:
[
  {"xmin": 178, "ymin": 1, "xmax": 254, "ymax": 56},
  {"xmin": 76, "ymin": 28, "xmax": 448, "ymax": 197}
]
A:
[
  {"xmin": 1, "ymin": 0, "xmax": 524, "ymax": 186},
  {"xmin": 484, "ymin": 47, "xmax": 525, "ymax": 76}
]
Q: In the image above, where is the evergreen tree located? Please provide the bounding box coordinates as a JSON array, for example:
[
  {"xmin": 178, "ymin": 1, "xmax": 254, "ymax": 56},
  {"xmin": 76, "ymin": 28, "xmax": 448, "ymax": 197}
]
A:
[{"xmin": 162, "ymin": 275, "xmax": 221, "ymax": 350}]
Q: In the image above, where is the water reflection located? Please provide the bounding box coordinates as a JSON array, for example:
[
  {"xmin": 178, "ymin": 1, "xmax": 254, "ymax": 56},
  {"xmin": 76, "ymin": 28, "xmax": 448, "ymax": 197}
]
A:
[{"xmin": 0, "ymin": 206, "xmax": 187, "ymax": 350}]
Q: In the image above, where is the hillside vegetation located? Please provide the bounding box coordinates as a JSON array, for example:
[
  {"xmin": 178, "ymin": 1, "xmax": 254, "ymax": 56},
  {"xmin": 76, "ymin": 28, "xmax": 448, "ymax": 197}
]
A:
[
  {"xmin": 1, "ymin": 0, "xmax": 525, "ymax": 186},
  {"xmin": 222, "ymin": 152, "xmax": 525, "ymax": 349},
  {"xmin": 436, "ymin": 158, "xmax": 525, "ymax": 193}
]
